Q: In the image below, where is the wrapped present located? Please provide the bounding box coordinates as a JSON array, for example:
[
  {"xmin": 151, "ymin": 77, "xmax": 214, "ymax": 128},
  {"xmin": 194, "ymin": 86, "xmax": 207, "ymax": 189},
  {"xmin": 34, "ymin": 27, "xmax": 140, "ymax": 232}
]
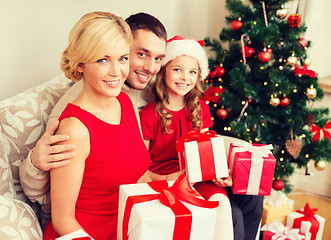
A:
[
  {"xmin": 54, "ymin": 230, "xmax": 94, "ymax": 240},
  {"xmin": 227, "ymin": 142, "xmax": 275, "ymax": 195},
  {"xmin": 117, "ymin": 174, "xmax": 219, "ymax": 240},
  {"xmin": 286, "ymin": 203, "xmax": 325, "ymax": 240},
  {"xmin": 261, "ymin": 220, "xmax": 305, "ymax": 240},
  {"xmin": 262, "ymin": 189, "xmax": 294, "ymax": 225},
  {"xmin": 177, "ymin": 131, "xmax": 228, "ymax": 183},
  {"xmin": 288, "ymin": 14, "xmax": 301, "ymax": 27},
  {"xmin": 262, "ymin": 202, "xmax": 294, "ymax": 226}
]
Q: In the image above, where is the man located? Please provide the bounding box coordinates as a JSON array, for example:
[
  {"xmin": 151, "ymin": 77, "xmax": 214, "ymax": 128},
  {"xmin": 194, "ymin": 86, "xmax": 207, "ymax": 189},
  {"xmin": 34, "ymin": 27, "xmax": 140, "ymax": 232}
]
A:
[{"xmin": 19, "ymin": 12, "xmax": 262, "ymax": 240}]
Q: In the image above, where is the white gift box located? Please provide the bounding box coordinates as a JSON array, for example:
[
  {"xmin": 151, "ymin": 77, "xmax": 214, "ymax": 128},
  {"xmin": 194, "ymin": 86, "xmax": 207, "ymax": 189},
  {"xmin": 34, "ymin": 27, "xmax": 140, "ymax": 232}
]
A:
[
  {"xmin": 56, "ymin": 230, "xmax": 94, "ymax": 240},
  {"xmin": 286, "ymin": 208, "xmax": 325, "ymax": 240},
  {"xmin": 179, "ymin": 136, "xmax": 228, "ymax": 183},
  {"xmin": 117, "ymin": 180, "xmax": 217, "ymax": 240}
]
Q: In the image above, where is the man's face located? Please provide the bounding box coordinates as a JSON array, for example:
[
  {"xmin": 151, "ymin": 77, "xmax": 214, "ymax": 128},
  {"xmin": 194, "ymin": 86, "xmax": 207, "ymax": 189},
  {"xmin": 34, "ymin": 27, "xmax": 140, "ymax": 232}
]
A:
[{"xmin": 126, "ymin": 29, "xmax": 166, "ymax": 90}]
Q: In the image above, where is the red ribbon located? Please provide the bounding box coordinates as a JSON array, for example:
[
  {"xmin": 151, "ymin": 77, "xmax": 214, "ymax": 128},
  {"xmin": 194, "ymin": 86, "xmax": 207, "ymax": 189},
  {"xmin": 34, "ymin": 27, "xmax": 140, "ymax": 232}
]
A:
[
  {"xmin": 122, "ymin": 174, "xmax": 219, "ymax": 240},
  {"xmin": 177, "ymin": 131, "xmax": 218, "ymax": 180},
  {"xmin": 293, "ymin": 203, "xmax": 319, "ymax": 240},
  {"xmin": 311, "ymin": 121, "xmax": 331, "ymax": 142},
  {"xmin": 294, "ymin": 64, "xmax": 316, "ymax": 78}
]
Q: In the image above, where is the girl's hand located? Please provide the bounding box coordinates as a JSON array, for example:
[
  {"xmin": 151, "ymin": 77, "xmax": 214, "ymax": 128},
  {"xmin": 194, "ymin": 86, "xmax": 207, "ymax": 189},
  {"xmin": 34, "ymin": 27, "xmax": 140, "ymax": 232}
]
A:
[{"xmin": 212, "ymin": 169, "xmax": 232, "ymax": 188}]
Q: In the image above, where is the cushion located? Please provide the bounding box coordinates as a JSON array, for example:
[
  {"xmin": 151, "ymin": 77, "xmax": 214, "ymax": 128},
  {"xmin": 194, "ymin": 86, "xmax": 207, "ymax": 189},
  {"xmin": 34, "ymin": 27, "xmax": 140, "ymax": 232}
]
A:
[
  {"xmin": 0, "ymin": 195, "xmax": 43, "ymax": 240},
  {"xmin": 0, "ymin": 128, "xmax": 15, "ymax": 198},
  {"xmin": 0, "ymin": 74, "xmax": 73, "ymax": 201}
]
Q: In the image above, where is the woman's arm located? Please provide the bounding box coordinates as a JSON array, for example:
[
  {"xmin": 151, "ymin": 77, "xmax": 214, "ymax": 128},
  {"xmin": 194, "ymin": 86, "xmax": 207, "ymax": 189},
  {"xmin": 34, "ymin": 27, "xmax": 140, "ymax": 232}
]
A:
[{"xmin": 50, "ymin": 117, "xmax": 90, "ymax": 236}]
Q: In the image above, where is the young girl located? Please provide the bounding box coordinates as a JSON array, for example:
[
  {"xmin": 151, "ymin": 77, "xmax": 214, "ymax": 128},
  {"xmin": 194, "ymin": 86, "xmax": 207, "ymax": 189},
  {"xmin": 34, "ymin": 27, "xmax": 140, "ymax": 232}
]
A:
[
  {"xmin": 43, "ymin": 12, "xmax": 150, "ymax": 240},
  {"xmin": 139, "ymin": 35, "xmax": 234, "ymax": 239}
]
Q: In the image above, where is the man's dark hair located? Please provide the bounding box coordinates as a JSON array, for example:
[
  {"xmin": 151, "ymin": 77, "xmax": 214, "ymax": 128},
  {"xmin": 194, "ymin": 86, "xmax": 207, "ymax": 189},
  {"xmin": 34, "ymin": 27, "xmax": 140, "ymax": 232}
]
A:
[{"xmin": 125, "ymin": 12, "xmax": 167, "ymax": 41}]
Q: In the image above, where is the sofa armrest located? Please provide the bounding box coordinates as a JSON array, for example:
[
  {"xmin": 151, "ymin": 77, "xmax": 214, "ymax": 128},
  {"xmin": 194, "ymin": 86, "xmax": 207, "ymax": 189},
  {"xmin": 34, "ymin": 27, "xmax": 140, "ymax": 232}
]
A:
[{"xmin": 0, "ymin": 195, "xmax": 43, "ymax": 239}]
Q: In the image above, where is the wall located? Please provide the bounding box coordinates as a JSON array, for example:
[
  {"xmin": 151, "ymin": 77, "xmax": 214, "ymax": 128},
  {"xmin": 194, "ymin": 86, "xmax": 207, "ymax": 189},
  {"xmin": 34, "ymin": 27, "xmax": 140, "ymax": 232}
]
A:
[
  {"xmin": 0, "ymin": 0, "xmax": 227, "ymax": 100},
  {"xmin": 1, "ymin": 0, "xmax": 331, "ymax": 196}
]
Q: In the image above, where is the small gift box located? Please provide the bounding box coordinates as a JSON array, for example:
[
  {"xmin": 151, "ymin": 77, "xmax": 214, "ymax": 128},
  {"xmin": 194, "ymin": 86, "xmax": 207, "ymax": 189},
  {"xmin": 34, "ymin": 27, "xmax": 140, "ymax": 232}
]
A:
[
  {"xmin": 286, "ymin": 203, "xmax": 325, "ymax": 240},
  {"xmin": 54, "ymin": 230, "xmax": 94, "ymax": 240},
  {"xmin": 177, "ymin": 131, "xmax": 228, "ymax": 183},
  {"xmin": 261, "ymin": 221, "xmax": 305, "ymax": 240},
  {"xmin": 227, "ymin": 142, "xmax": 276, "ymax": 195},
  {"xmin": 262, "ymin": 189, "xmax": 294, "ymax": 225},
  {"xmin": 117, "ymin": 175, "xmax": 219, "ymax": 240},
  {"xmin": 288, "ymin": 14, "xmax": 301, "ymax": 27}
]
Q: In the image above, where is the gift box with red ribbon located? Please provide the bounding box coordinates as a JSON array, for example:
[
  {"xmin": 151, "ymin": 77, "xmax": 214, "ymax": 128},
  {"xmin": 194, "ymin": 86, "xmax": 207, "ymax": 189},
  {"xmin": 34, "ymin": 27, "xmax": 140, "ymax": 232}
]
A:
[
  {"xmin": 286, "ymin": 203, "xmax": 325, "ymax": 240},
  {"xmin": 176, "ymin": 131, "xmax": 228, "ymax": 183},
  {"xmin": 227, "ymin": 142, "xmax": 276, "ymax": 195},
  {"xmin": 117, "ymin": 175, "xmax": 219, "ymax": 240},
  {"xmin": 288, "ymin": 14, "xmax": 301, "ymax": 27},
  {"xmin": 53, "ymin": 230, "xmax": 94, "ymax": 240},
  {"xmin": 261, "ymin": 221, "xmax": 305, "ymax": 240}
]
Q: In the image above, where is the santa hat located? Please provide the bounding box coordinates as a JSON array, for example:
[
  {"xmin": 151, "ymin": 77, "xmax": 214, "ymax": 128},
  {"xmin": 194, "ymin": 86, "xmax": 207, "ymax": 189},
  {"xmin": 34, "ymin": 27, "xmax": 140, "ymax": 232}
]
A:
[{"xmin": 162, "ymin": 35, "xmax": 209, "ymax": 80}]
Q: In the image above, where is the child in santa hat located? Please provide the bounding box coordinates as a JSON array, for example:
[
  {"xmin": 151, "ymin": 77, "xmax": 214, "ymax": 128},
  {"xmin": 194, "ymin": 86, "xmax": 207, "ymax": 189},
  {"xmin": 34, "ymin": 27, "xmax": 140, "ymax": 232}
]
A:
[{"xmin": 139, "ymin": 35, "xmax": 233, "ymax": 239}]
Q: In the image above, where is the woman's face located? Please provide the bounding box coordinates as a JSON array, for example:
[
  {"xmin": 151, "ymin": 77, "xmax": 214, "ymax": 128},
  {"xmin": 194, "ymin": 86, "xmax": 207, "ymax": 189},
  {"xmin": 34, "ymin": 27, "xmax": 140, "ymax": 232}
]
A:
[
  {"xmin": 77, "ymin": 38, "xmax": 130, "ymax": 98},
  {"xmin": 164, "ymin": 55, "xmax": 199, "ymax": 99}
]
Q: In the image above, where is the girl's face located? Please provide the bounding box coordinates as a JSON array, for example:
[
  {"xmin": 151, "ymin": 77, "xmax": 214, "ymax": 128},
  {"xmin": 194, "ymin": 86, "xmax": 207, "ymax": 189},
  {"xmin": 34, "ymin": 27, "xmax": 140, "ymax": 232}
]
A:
[
  {"xmin": 77, "ymin": 38, "xmax": 130, "ymax": 98},
  {"xmin": 164, "ymin": 55, "xmax": 199, "ymax": 98}
]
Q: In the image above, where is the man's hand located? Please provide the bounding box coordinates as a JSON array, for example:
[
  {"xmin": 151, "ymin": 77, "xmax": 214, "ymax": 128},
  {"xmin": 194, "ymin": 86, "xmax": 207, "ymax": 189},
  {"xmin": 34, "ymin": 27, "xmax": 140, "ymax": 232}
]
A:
[
  {"xmin": 30, "ymin": 120, "xmax": 76, "ymax": 171},
  {"xmin": 212, "ymin": 169, "xmax": 233, "ymax": 188}
]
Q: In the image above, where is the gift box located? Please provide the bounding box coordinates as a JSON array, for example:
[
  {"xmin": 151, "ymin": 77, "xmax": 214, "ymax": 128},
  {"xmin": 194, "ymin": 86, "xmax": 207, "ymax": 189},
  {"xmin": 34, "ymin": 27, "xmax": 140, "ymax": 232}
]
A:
[
  {"xmin": 177, "ymin": 131, "xmax": 228, "ymax": 183},
  {"xmin": 54, "ymin": 230, "xmax": 94, "ymax": 240},
  {"xmin": 262, "ymin": 202, "xmax": 294, "ymax": 226},
  {"xmin": 117, "ymin": 175, "xmax": 218, "ymax": 240},
  {"xmin": 288, "ymin": 14, "xmax": 301, "ymax": 27},
  {"xmin": 286, "ymin": 203, "xmax": 325, "ymax": 240},
  {"xmin": 227, "ymin": 142, "xmax": 276, "ymax": 195},
  {"xmin": 261, "ymin": 221, "xmax": 305, "ymax": 240}
]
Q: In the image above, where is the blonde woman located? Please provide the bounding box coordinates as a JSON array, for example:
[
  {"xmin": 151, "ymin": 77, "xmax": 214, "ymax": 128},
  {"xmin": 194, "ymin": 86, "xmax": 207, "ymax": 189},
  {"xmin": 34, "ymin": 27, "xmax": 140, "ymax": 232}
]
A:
[{"xmin": 43, "ymin": 12, "xmax": 150, "ymax": 240}]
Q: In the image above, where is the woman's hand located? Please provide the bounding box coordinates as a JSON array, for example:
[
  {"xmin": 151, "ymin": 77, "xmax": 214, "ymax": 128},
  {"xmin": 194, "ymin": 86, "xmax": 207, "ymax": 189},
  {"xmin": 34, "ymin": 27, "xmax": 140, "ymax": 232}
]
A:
[{"xmin": 212, "ymin": 169, "xmax": 232, "ymax": 188}]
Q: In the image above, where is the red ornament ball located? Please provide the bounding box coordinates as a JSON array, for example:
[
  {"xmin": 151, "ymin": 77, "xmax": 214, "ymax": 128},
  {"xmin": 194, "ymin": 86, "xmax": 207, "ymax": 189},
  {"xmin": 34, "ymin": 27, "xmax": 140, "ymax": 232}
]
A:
[
  {"xmin": 280, "ymin": 97, "xmax": 290, "ymax": 107},
  {"xmin": 298, "ymin": 37, "xmax": 308, "ymax": 49},
  {"xmin": 272, "ymin": 179, "xmax": 284, "ymax": 191},
  {"xmin": 216, "ymin": 108, "xmax": 228, "ymax": 120},
  {"xmin": 215, "ymin": 66, "xmax": 225, "ymax": 77},
  {"xmin": 241, "ymin": 45, "xmax": 255, "ymax": 59},
  {"xmin": 231, "ymin": 20, "xmax": 243, "ymax": 31},
  {"xmin": 258, "ymin": 49, "xmax": 272, "ymax": 63}
]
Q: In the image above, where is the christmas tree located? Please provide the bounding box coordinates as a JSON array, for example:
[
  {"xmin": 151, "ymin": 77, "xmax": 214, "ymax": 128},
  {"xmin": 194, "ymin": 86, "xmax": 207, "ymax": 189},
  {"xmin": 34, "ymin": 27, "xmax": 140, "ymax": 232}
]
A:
[{"xmin": 203, "ymin": 0, "xmax": 331, "ymax": 193}]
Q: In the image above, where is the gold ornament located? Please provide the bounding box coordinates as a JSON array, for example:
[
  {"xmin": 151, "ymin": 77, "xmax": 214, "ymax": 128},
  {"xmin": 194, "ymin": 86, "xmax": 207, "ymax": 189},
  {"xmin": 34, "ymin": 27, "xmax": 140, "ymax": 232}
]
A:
[
  {"xmin": 306, "ymin": 85, "xmax": 317, "ymax": 99},
  {"xmin": 304, "ymin": 57, "xmax": 312, "ymax": 66},
  {"xmin": 270, "ymin": 95, "xmax": 280, "ymax": 107},
  {"xmin": 315, "ymin": 160, "xmax": 326, "ymax": 171}
]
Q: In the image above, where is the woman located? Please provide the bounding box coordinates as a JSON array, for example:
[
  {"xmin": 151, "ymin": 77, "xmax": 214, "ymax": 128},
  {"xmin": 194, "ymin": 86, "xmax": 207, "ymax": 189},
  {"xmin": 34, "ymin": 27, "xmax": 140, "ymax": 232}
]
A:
[{"xmin": 43, "ymin": 11, "xmax": 150, "ymax": 240}]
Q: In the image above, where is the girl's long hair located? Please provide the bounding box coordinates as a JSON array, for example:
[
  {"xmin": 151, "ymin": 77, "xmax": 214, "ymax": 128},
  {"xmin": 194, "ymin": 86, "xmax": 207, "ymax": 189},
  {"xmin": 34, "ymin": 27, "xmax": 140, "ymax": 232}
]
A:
[{"xmin": 153, "ymin": 61, "xmax": 205, "ymax": 134}]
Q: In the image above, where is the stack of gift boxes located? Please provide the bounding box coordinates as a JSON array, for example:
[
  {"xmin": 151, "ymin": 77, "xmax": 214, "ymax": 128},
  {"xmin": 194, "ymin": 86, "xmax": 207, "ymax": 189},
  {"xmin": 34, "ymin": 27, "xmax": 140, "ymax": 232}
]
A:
[{"xmin": 116, "ymin": 131, "xmax": 325, "ymax": 240}]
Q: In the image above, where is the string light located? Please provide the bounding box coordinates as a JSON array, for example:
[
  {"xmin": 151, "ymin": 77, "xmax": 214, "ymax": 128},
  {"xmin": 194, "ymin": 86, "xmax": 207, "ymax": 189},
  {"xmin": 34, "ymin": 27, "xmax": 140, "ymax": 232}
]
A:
[
  {"xmin": 206, "ymin": 101, "xmax": 210, "ymax": 104},
  {"xmin": 264, "ymin": 82, "xmax": 268, "ymax": 85},
  {"xmin": 214, "ymin": 104, "xmax": 217, "ymax": 107},
  {"xmin": 280, "ymin": 157, "xmax": 284, "ymax": 161},
  {"xmin": 211, "ymin": 117, "xmax": 214, "ymax": 121},
  {"xmin": 275, "ymin": 83, "xmax": 279, "ymax": 87},
  {"xmin": 293, "ymin": 88, "xmax": 298, "ymax": 93},
  {"xmin": 305, "ymin": 154, "xmax": 309, "ymax": 158},
  {"xmin": 244, "ymin": 112, "xmax": 248, "ymax": 116},
  {"xmin": 255, "ymin": 138, "xmax": 259, "ymax": 142},
  {"xmin": 281, "ymin": 150, "xmax": 285, "ymax": 154},
  {"xmin": 246, "ymin": 128, "xmax": 250, "ymax": 132},
  {"xmin": 260, "ymin": 66, "xmax": 264, "ymax": 70},
  {"xmin": 279, "ymin": 66, "xmax": 284, "ymax": 70}
]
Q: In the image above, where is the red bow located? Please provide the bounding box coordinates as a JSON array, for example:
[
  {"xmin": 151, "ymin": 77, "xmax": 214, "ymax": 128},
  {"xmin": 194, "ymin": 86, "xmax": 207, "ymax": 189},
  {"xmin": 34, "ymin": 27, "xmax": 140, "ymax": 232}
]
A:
[
  {"xmin": 176, "ymin": 130, "xmax": 217, "ymax": 153},
  {"xmin": 167, "ymin": 35, "xmax": 204, "ymax": 47},
  {"xmin": 311, "ymin": 121, "xmax": 331, "ymax": 142},
  {"xmin": 293, "ymin": 203, "xmax": 319, "ymax": 240},
  {"xmin": 122, "ymin": 174, "xmax": 218, "ymax": 240},
  {"xmin": 294, "ymin": 64, "xmax": 316, "ymax": 78}
]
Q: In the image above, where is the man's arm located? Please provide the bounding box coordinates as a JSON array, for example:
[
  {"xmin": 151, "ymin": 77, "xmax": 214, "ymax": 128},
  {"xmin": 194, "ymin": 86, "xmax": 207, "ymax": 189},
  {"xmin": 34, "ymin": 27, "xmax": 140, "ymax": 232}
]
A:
[
  {"xmin": 19, "ymin": 81, "xmax": 82, "ymax": 203},
  {"xmin": 19, "ymin": 120, "xmax": 75, "ymax": 204}
]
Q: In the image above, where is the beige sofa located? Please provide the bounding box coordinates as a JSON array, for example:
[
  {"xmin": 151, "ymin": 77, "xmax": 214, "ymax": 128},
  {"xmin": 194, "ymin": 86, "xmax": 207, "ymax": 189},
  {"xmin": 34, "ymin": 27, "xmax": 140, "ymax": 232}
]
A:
[{"xmin": 0, "ymin": 75, "xmax": 73, "ymax": 240}]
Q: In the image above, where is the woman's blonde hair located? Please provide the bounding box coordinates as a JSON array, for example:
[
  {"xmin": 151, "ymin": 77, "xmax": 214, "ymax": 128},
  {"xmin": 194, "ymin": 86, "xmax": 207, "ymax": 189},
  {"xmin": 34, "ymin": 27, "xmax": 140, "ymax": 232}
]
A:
[
  {"xmin": 60, "ymin": 11, "xmax": 132, "ymax": 82},
  {"xmin": 153, "ymin": 60, "xmax": 204, "ymax": 134}
]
